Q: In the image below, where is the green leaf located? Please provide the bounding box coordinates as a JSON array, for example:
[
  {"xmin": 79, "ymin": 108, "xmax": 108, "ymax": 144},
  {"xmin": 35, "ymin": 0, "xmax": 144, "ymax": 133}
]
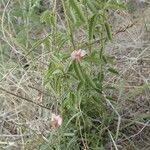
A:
[
  {"xmin": 86, "ymin": 75, "xmax": 96, "ymax": 89},
  {"xmin": 30, "ymin": 36, "xmax": 50, "ymax": 51},
  {"xmin": 89, "ymin": 14, "xmax": 97, "ymax": 41},
  {"xmin": 55, "ymin": 33, "xmax": 68, "ymax": 50},
  {"xmin": 65, "ymin": 111, "xmax": 82, "ymax": 128},
  {"xmin": 40, "ymin": 10, "xmax": 55, "ymax": 27},
  {"xmin": 98, "ymin": 72, "xmax": 104, "ymax": 82},
  {"xmin": 102, "ymin": 55, "xmax": 108, "ymax": 64},
  {"xmin": 77, "ymin": 81, "xmax": 84, "ymax": 91},
  {"xmin": 67, "ymin": 61, "xmax": 74, "ymax": 72},
  {"xmin": 73, "ymin": 60, "xmax": 85, "ymax": 82},
  {"xmin": 105, "ymin": 1, "xmax": 126, "ymax": 10},
  {"xmin": 69, "ymin": 8, "xmax": 77, "ymax": 24},
  {"xmin": 105, "ymin": 22, "xmax": 112, "ymax": 41},
  {"xmin": 86, "ymin": 75, "xmax": 99, "ymax": 91},
  {"xmin": 92, "ymin": 96, "xmax": 106, "ymax": 113},
  {"xmin": 108, "ymin": 67, "xmax": 119, "ymax": 75},
  {"xmin": 69, "ymin": 0, "xmax": 86, "ymax": 23},
  {"xmin": 86, "ymin": 0, "xmax": 97, "ymax": 13},
  {"xmin": 11, "ymin": 9, "xmax": 23, "ymax": 17},
  {"xmin": 84, "ymin": 51, "xmax": 101, "ymax": 64}
]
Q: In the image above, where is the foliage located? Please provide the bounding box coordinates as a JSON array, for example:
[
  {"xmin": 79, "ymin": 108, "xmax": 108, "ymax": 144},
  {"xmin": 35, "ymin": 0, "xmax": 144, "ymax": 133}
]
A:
[
  {"xmin": 1, "ymin": 0, "xmax": 149, "ymax": 149},
  {"xmin": 42, "ymin": 0, "xmax": 125, "ymax": 149}
]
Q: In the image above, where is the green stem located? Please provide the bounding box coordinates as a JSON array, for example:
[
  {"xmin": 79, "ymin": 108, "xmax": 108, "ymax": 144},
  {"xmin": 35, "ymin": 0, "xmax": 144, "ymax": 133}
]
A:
[{"xmin": 61, "ymin": 0, "xmax": 76, "ymax": 50}]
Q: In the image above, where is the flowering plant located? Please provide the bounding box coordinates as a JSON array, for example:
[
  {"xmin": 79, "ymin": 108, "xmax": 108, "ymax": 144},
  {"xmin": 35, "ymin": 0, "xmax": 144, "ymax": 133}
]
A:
[
  {"xmin": 51, "ymin": 113, "xmax": 62, "ymax": 129},
  {"xmin": 71, "ymin": 49, "xmax": 87, "ymax": 61},
  {"xmin": 43, "ymin": 0, "xmax": 124, "ymax": 149}
]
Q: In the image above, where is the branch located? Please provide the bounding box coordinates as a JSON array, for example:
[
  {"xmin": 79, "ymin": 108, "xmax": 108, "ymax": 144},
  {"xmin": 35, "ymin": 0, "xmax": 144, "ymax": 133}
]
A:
[
  {"xmin": 114, "ymin": 21, "xmax": 137, "ymax": 35},
  {"xmin": 0, "ymin": 87, "xmax": 51, "ymax": 111}
]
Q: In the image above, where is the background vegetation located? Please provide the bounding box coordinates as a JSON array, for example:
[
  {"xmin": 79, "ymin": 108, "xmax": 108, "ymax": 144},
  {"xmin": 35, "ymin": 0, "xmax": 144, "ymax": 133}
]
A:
[{"xmin": 0, "ymin": 0, "xmax": 150, "ymax": 149}]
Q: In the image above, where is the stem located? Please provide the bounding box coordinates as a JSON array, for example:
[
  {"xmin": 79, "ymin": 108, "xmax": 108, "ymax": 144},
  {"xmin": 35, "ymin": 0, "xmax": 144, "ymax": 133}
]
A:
[
  {"xmin": 61, "ymin": 0, "xmax": 76, "ymax": 50},
  {"xmin": 0, "ymin": 87, "xmax": 51, "ymax": 111}
]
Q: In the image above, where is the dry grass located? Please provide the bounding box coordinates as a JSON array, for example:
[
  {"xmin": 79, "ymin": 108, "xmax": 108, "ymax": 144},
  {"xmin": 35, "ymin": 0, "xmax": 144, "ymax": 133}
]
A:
[
  {"xmin": 105, "ymin": 6, "xmax": 150, "ymax": 149},
  {"xmin": 0, "ymin": 0, "xmax": 150, "ymax": 150}
]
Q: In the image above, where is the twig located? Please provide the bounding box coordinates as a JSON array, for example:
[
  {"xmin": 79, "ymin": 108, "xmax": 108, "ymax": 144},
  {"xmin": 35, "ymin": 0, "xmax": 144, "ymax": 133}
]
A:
[
  {"xmin": 121, "ymin": 120, "xmax": 150, "ymax": 142},
  {"xmin": 108, "ymin": 130, "xmax": 119, "ymax": 150},
  {"xmin": 114, "ymin": 21, "xmax": 137, "ymax": 35},
  {"xmin": 0, "ymin": 87, "xmax": 51, "ymax": 111},
  {"xmin": 81, "ymin": 21, "xmax": 137, "ymax": 49},
  {"xmin": 103, "ymin": 93, "xmax": 121, "ymax": 141}
]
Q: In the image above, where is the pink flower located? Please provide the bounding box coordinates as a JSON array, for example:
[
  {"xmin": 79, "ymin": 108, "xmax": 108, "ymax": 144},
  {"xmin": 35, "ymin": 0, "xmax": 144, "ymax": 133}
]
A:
[
  {"xmin": 71, "ymin": 49, "xmax": 86, "ymax": 61},
  {"xmin": 51, "ymin": 113, "xmax": 62, "ymax": 129}
]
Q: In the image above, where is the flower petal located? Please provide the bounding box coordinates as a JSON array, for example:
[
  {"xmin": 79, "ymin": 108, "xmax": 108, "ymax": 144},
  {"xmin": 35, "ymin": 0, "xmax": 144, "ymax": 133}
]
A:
[
  {"xmin": 71, "ymin": 51, "xmax": 77, "ymax": 60},
  {"xmin": 80, "ymin": 49, "xmax": 86, "ymax": 57},
  {"xmin": 71, "ymin": 49, "xmax": 86, "ymax": 60},
  {"xmin": 57, "ymin": 115, "xmax": 62, "ymax": 125},
  {"xmin": 51, "ymin": 113, "xmax": 56, "ymax": 122},
  {"xmin": 51, "ymin": 113, "xmax": 62, "ymax": 129}
]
